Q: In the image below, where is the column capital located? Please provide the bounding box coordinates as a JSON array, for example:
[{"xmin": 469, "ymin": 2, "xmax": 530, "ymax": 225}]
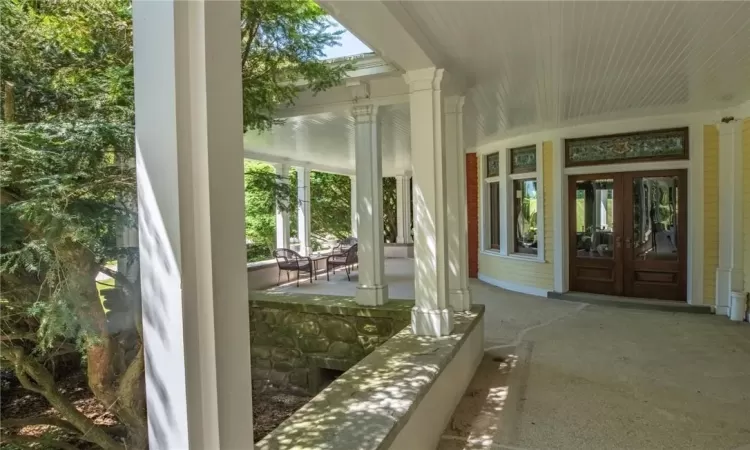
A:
[
  {"xmin": 717, "ymin": 119, "xmax": 743, "ymax": 136},
  {"xmin": 444, "ymin": 95, "xmax": 465, "ymax": 115},
  {"xmin": 403, "ymin": 67, "xmax": 445, "ymax": 93},
  {"xmin": 352, "ymin": 104, "xmax": 378, "ymax": 123}
]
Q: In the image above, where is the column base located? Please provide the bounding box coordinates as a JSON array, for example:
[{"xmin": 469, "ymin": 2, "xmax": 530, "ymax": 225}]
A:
[
  {"xmin": 356, "ymin": 284, "xmax": 388, "ymax": 306},
  {"xmin": 716, "ymin": 267, "xmax": 742, "ymax": 316},
  {"xmin": 449, "ymin": 289, "xmax": 471, "ymax": 312},
  {"xmin": 411, "ymin": 306, "xmax": 454, "ymax": 336}
]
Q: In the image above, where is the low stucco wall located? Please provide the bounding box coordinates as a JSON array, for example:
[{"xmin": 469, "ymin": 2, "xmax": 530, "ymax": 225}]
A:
[
  {"xmin": 249, "ymin": 292, "xmax": 412, "ymax": 393},
  {"xmin": 256, "ymin": 305, "xmax": 485, "ymax": 450}
]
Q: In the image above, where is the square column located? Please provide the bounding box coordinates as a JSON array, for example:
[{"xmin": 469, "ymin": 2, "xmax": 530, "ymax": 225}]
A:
[
  {"xmin": 716, "ymin": 121, "xmax": 745, "ymax": 317},
  {"xmin": 350, "ymin": 175, "xmax": 358, "ymax": 238},
  {"xmin": 296, "ymin": 167, "xmax": 311, "ymax": 256},
  {"xmin": 444, "ymin": 96, "xmax": 471, "ymax": 312},
  {"xmin": 133, "ymin": 0, "xmax": 252, "ymax": 448},
  {"xmin": 353, "ymin": 105, "xmax": 388, "ymax": 306},
  {"xmin": 273, "ymin": 163, "xmax": 290, "ymax": 249},
  {"xmin": 395, "ymin": 175, "xmax": 413, "ymax": 243},
  {"xmin": 404, "ymin": 68, "xmax": 454, "ymax": 336}
]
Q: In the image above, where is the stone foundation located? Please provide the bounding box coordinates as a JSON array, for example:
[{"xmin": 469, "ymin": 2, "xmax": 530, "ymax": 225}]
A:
[{"xmin": 249, "ymin": 291, "xmax": 412, "ymax": 393}]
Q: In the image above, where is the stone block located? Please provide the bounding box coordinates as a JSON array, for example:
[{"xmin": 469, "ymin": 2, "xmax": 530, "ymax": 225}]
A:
[
  {"xmin": 289, "ymin": 369, "xmax": 308, "ymax": 389},
  {"xmin": 356, "ymin": 317, "xmax": 393, "ymax": 336},
  {"xmin": 252, "ymin": 358, "xmax": 272, "ymax": 369},
  {"xmin": 295, "ymin": 319, "xmax": 321, "ymax": 336},
  {"xmin": 251, "ymin": 345, "xmax": 272, "ymax": 359},
  {"xmin": 275, "ymin": 335, "xmax": 297, "ymax": 349},
  {"xmin": 298, "ymin": 335, "xmax": 330, "ymax": 353},
  {"xmin": 328, "ymin": 340, "xmax": 364, "ymax": 359},
  {"xmin": 274, "ymin": 361, "xmax": 294, "ymax": 372},
  {"xmin": 268, "ymin": 370, "xmax": 289, "ymax": 386},
  {"xmin": 320, "ymin": 316, "xmax": 358, "ymax": 343},
  {"xmin": 272, "ymin": 347, "xmax": 301, "ymax": 362}
]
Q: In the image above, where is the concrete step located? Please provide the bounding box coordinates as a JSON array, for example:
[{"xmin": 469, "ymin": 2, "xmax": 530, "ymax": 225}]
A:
[{"xmin": 548, "ymin": 291, "xmax": 713, "ymax": 314}]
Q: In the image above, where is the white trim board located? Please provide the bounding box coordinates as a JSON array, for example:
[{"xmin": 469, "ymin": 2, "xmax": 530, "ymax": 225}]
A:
[{"xmin": 478, "ymin": 273, "xmax": 550, "ymax": 298}]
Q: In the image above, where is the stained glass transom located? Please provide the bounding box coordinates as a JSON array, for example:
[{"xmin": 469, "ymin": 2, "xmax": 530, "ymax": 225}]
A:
[
  {"xmin": 510, "ymin": 145, "xmax": 536, "ymax": 174},
  {"xmin": 566, "ymin": 128, "xmax": 687, "ymax": 166},
  {"xmin": 486, "ymin": 153, "xmax": 500, "ymax": 177}
]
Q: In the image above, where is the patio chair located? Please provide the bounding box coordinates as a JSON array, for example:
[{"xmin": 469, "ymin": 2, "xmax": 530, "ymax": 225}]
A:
[
  {"xmin": 272, "ymin": 248, "xmax": 313, "ymax": 287},
  {"xmin": 326, "ymin": 244, "xmax": 358, "ymax": 281},
  {"xmin": 332, "ymin": 236, "xmax": 358, "ymax": 255}
]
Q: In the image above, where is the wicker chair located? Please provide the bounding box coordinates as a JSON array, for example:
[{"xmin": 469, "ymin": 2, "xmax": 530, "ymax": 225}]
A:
[
  {"xmin": 326, "ymin": 244, "xmax": 358, "ymax": 281},
  {"xmin": 272, "ymin": 248, "xmax": 313, "ymax": 287},
  {"xmin": 332, "ymin": 236, "xmax": 358, "ymax": 255}
]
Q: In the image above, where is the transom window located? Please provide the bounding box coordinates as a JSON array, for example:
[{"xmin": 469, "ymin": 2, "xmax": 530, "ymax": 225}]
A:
[{"xmin": 482, "ymin": 143, "xmax": 544, "ymax": 260}]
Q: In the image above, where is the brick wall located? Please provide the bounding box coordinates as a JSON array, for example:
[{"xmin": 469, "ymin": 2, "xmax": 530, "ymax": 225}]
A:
[{"xmin": 466, "ymin": 153, "xmax": 479, "ymax": 278}]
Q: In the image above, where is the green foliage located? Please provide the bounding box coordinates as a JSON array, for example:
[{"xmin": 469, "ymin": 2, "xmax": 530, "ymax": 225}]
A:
[
  {"xmin": 241, "ymin": 0, "xmax": 351, "ymax": 131},
  {"xmin": 383, "ymin": 177, "xmax": 397, "ymax": 243},
  {"xmin": 310, "ymin": 171, "xmax": 352, "ymax": 240}
]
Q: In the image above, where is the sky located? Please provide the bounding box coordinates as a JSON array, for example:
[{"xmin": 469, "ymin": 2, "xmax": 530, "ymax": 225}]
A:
[{"xmin": 322, "ymin": 21, "xmax": 371, "ymax": 59}]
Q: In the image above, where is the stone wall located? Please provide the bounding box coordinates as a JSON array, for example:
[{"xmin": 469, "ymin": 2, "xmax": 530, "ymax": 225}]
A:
[{"xmin": 249, "ymin": 292, "xmax": 412, "ymax": 393}]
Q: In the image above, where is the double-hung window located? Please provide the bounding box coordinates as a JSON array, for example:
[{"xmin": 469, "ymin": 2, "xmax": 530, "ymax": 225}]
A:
[{"xmin": 483, "ymin": 143, "xmax": 544, "ymax": 260}]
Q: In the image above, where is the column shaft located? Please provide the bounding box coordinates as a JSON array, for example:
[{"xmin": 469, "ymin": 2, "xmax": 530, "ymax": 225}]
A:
[
  {"xmin": 133, "ymin": 0, "xmax": 253, "ymax": 447},
  {"xmin": 296, "ymin": 167, "xmax": 311, "ymax": 255},
  {"xmin": 404, "ymin": 68, "xmax": 454, "ymax": 335},
  {"xmin": 396, "ymin": 175, "xmax": 413, "ymax": 243},
  {"xmin": 274, "ymin": 164, "xmax": 290, "ymax": 250},
  {"xmin": 444, "ymin": 95, "xmax": 471, "ymax": 312},
  {"xmin": 350, "ymin": 175, "xmax": 358, "ymax": 238},
  {"xmin": 353, "ymin": 105, "xmax": 388, "ymax": 305},
  {"xmin": 716, "ymin": 121, "xmax": 745, "ymax": 316}
]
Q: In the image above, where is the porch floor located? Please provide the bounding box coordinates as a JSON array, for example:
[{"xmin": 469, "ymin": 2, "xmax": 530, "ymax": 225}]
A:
[
  {"xmin": 263, "ymin": 266, "xmax": 750, "ymax": 449},
  {"xmin": 441, "ymin": 281, "xmax": 750, "ymax": 450},
  {"xmin": 265, "ymin": 257, "xmax": 415, "ymax": 299}
]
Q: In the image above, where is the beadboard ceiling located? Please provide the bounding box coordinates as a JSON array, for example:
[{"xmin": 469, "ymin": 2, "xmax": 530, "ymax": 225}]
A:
[{"xmin": 248, "ymin": 1, "xmax": 750, "ymax": 170}]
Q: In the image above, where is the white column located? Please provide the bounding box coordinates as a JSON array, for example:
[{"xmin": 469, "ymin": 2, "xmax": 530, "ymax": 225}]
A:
[
  {"xmin": 350, "ymin": 175, "xmax": 358, "ymax": 238},
  {"xmin": 353, "ymin": 105, "xmax": 388, "ymax": 306},
  {"xmin": 133, "ymin": 1, "xmax": 252, "ymax": 448},
  {"xmin": 404, "ymin": 68, "xmax": 454, "ymax": 336},
  {"xmin": 594, "ymin": 189, "xmax": 607, "ymax": 229},
  {"xmin": 444, "ymin": 95, "xmax": 471, "ymax": 312},
  {"xmin": 395, "ymin": 175, "xmax": 413, "ymax": 243},
  {"xmin": 296, "ymin": 167, "xmax": 311, "ymax": 256},
  {"xmin": 273, "ymin": 163, "xmax": 290, "ymax": 249},
  {"xmin": 716, "ymin": 121, "xmax": 745, "ymax": 316}
]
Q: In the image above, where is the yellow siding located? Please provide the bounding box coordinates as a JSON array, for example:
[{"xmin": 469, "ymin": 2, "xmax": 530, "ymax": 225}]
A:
[
  {"xmin": 478, "ymin": 141, "xmax": 555, "ymax": 291},
  {"xmin": 744, "ymin": 119, "xmax": 750, "ymax": 297},
  {"xmin": 703, "ymin": 125, "xmax": 719, "ymax": 304}
]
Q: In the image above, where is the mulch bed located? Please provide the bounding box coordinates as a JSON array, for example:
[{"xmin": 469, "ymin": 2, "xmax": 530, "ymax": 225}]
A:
[{"xmin": 1, "ymin": 373, "xmax": 312, "ymax": 445}]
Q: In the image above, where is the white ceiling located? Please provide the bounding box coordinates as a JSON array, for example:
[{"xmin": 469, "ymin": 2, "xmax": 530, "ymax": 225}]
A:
[
  {"xmin": 248, "ymin": 1, "xmax": 750, "ymax": 170},
  {"xmin": 244, "ymin": 104, "xmax": 412, "ymax": 177}
]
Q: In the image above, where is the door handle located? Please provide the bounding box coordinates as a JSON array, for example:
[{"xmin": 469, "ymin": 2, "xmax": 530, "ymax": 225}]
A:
[
  {"xmin": 625, "ymin": 238, "xmax": 631, "ymax": 249},
  {"xmin": 615, "ymin": 236, "xmax": 622, "ymax": 249}
]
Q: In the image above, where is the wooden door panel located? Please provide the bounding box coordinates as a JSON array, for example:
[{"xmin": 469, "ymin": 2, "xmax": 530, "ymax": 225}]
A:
[
  {"xmin": 569, "ymin": 174, "xmax": 621, "ymax": 296},
  {"xmin": 622, "ymin": 170, "xmax": 687, "ymax": 301}
]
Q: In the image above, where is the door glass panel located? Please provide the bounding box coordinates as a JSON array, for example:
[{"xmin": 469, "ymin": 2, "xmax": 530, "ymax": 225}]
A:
[
  {"xmin": 574, "ymin": 179, "xmax": 615, "ymax": 258},
  {"xmin": 631, "ymin": 176, "xmax": 679, "ymax": 260}
]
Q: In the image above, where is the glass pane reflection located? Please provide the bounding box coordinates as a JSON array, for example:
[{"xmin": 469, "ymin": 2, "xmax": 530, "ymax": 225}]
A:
[
  {"xmin": 575, "ymin": 179, "xmax": 615, "ymax": 258},
  {"xmin": 632, "ymin": 176, "xmax": 679, "ymax": 260}
]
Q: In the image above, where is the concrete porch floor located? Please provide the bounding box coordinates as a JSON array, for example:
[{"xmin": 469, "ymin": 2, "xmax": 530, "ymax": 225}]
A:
[
  {"xmin": 441, "ymin": 281, "xmax": 750, "ymax": 450},
  {"xmin": 264, "ymin": 264, "xmax": 750, "ymax": 449},
  {"xmin": 265, "ymin": 257, "xmax": 416, "ymax": 299}
]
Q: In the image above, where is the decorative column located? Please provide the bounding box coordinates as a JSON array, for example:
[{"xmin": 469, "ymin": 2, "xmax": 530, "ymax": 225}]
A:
[
  {"xmin": 350, "ymin": 175, "xmax": 358, "ymax": 238},
  {"xmin": 273, "ymin": 163, "xmax": 290, "ymax": 250},
  {"xmin": 716, "ymin": 121, "xmax": 745, "ymax": 317},
  {"xmin": 133, "ymin": 0, "xmax": 253, "ymax": 448},
  {"xmin": 296, "ymin": 167, "xmax": 311, "ymax": 255},
  {"xmin": 404, "ymin": 67, "xmax": 454, "ymax": 336},
  {"xmin": 353, "ymin": 105, "xmax": 388, "ymax": 306},
  {"xmin": 395, "ymin": 174, "xmax": 412, "ymax": 243},
  {"xmin": 444, "ymin": 95, "xmax": 471, "ymax": 312}
]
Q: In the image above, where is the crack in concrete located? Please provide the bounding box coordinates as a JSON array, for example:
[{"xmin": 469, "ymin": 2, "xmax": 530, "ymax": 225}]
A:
[{"xmin": 485, "ymin": 302, "xmax": 589, "ymax": 351}]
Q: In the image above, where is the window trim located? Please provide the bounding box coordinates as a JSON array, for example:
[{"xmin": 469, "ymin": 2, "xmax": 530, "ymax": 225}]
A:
[{"xmin": 481, "ymin": 143, "xmax": 545, "ymax": 263}]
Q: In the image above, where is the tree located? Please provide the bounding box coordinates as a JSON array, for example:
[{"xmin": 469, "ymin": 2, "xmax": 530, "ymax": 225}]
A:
[{"xmin": 0, "ymin": 0, "xmax": 349, "ymax": 448}]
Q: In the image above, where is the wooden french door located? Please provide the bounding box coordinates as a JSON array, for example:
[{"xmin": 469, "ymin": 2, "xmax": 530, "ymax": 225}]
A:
[{"xmin": 569, "ymin": 170, "xmax": 687, "ymax": 301}]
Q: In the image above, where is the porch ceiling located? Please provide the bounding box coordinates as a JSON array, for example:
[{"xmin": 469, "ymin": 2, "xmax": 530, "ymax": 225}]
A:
[
  {"xmin": 399, "ymin": 1, "xmax": 750, "ymax": 146},
  {"xmin": 244, "ymin": 103, "xmax": 412, "ymax": 177},
  {"xmin": 252, "ymin": 1, "xmax": 750, "ymax": 159}
]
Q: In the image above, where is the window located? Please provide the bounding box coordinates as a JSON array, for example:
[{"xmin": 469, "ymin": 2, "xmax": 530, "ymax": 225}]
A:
[{"xmin": 482, "ymin": 144, "xmax": 544, "ymax": 260}]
